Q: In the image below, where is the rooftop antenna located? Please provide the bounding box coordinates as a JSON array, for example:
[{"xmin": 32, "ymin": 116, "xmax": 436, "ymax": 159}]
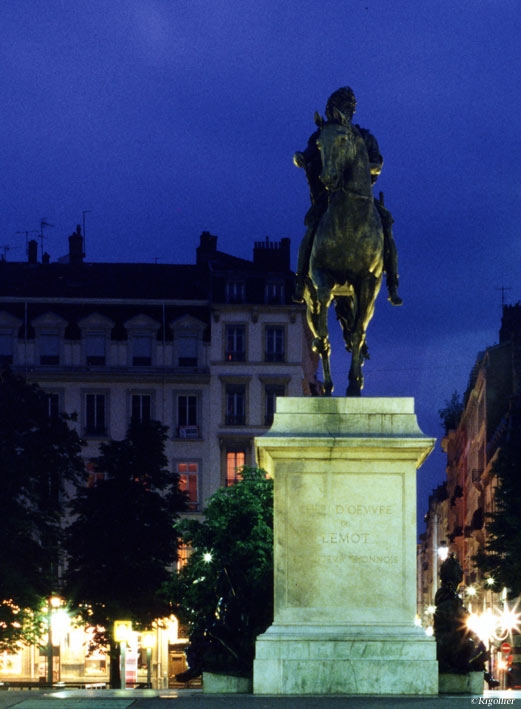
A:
[
  {"xmin": 40, "ymin": 219, "xmax": 54, "ymax": 259},
  {"xmin": 496, "ymin": 286, "xmax": 512, "ymax": 309},
  {"xmin": 82, "ymin": 210, "xmax": 91, "ymax": 257},
  {"xmin": 16, "ymin": 229, "xmax": 39, "ymax": 257}
]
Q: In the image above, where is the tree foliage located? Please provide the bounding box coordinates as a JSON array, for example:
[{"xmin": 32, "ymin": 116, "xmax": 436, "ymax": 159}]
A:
[
  {"xmin": 475, "ymin": 402, "xmax": 521, "ymax": 598},
  {"xmin": 65, "ymin": 419, "xmax": 187, "ymax": 647},
  {"xmin": 439, "ymin": 390, "xmax": 464, "ymax": 434},
  {"xmin": 0, "ymin": 368, "xmax": 84, "ymax": 651},
  {"xmin": 166, "ymin": 467, "xmax": 273, "ymax": 677}
]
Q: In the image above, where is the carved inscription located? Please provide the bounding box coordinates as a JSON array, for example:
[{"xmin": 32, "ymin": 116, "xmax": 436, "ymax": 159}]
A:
[
  {"xmin": 312, "ymin": 499, "xmax": 397, "ymax": 566},
  {"xmin": 283, "ymin": 472, "xmax": 405, "ymax": 613}
]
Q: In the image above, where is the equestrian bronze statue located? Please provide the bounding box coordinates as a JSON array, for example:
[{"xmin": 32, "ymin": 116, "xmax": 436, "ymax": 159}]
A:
[{"xmin": 293, "ymin": 87, "xmax": 402, "ymax": 396}]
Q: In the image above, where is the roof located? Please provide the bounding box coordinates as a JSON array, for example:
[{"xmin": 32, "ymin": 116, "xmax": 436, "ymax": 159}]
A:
[{"xmin": 0, "ymin": 261, "xmax": 208, "ymax": 301}]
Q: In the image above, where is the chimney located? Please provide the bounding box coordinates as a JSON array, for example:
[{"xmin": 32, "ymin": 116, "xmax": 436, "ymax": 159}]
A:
[
  {"xmin": 28, "ymin": 239, "xmax": 38, "ymax": 264},
  {"xmin": 68, "ymin": 225, "xmax": 84, "ymax": 265},
  {"xmin": 196, "ymin": 230, "xmax": 218, "ymax": 266},
  {"xmin": 253, "ymin": 236, "xmax": 291, "ymax": 271}
]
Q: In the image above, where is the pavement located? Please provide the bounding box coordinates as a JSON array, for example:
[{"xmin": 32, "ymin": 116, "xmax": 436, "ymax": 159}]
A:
[{"xmin": 0, "ymin": 688, "xmax": 519, "ymax": 709}]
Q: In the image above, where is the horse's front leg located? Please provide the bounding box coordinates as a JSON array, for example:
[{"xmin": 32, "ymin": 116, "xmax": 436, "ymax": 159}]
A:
[{"xmin": 309, "ymin": 282, "xmax": 334, "ymax": 395}]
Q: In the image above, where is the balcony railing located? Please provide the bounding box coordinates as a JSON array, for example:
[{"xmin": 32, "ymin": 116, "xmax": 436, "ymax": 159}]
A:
[{"xmin": 177, "ymin": 425, "xmax": 200, "ymax": 439}]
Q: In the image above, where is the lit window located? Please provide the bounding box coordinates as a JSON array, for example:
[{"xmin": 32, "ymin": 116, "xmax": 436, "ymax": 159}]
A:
[
  {"xmin": 177, "ymin": 544, "xmax": 190, "ymax": 571},
  {"xmin": 177, "ymin": 462, "xmax": 199, "ymax": 511},
  {"xmin": 226, "ymin": 451, "xmax": 245, "ymax": 486}
]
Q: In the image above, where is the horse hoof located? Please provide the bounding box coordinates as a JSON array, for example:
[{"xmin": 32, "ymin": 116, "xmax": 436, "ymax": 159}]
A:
[{"xmin": 346, "ymin": 379, "xmax": 363, "ymax": 397}]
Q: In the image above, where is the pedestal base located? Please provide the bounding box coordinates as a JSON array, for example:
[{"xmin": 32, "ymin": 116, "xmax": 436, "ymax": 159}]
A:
[
  {"xmin": 254, "ymin": 625, "xmax": 438, "ymax": 695},
  {"xmin": 439, "ymin": 672, "xmax": 484, "ymax": 694},
  {"xmin": 253, "ymin": 398, "xmax": 438, "ymax": 696}
]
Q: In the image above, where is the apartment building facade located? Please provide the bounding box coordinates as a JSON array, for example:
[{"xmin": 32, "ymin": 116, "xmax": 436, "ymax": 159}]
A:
[
  {"xmin": 419, "ymin": 304, "xmax": 521, "ymax": 630},
  {"xmin": 0, "ymin": 227, "xmax": 317, "ymax": 685}
]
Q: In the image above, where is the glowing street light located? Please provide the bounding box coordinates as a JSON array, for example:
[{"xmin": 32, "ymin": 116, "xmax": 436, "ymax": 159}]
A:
[
  {"xmin": 46, "ymin": 596, "xmax": 63, "ymax": 684},
  {"xmin": 437, "ymin": 542, "xmax": 449, "ymax": 561},
  {"xmin": 114, "ymin": 620, "xmax": 133, "ymax": 689},
  {"xmin": 141, "ymin": 631, "xmax": 156, "ymax": 688}
]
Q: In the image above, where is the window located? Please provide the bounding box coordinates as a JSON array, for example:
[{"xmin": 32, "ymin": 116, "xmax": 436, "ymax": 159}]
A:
[
  {"xmin": 177, "ymin": 461, "xmax": 199, "ymax": 511},
  {"xmin": 40, "ymin": 332, "xmax": 60, "ymax": 365},
  {"xmin": 177, "ymin": 394, "xmax": 200, "ymax": 438},
  {"xmin": 171, "ymin": 316, "xmax": 205, "ymax": 369},
  {"xmin": 226, "ymin": 280, "xmax": 245, "ymax": 303},
  {"xmin": 46, "ymin": 393, "xmax": 60, "ymax": 418},
  {"xmin": 131, "ymin": 394, "xmax": 151, "ymax": 423},
  {"xmin": 265, "ymin": 384, "xmax": 285, "ymax": 425},
  {"xmin": 177, "ymin": 333, "xmax": 198, "ymax": 367},
  {"xmin": 225, "ymin": 325, "xmax": 245, "ymax": 362},
  {"xmin": 132, "ymin": 333, "xmax": 153, "ymax": 366},
  {"xmin": 225, "ymin": 385, "xmax": 245, "ymax": 425},
  {"xmin": 226, "ymin": 451, "xmax": 245, "ymax": 486},
  {"xmin": 85, "ymin": 331, "xmax": 106, "ymax": 366},
  {"xmin": 265, "ymin": 326, "xmax": 285, "ymax": 362},
  {"xmin": 85, "ymin": 393, "xmax": 106, "ymax": 436},
  {"xmin": 177, "ymin": 544, "xmax": 190, "ymax": 571},
  {"xmin": 0, "ymin": 332, "xmax": 14, "ymax": 366},
  {"xmin": 265, "ymin": 281, "xmax": 284, "ymax": 304}
]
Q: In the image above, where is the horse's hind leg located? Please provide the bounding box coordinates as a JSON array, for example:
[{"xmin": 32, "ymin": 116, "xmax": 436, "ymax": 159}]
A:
[{"xmin": 347, "ymin": 276, "xmax": 380, "ymax": 396}]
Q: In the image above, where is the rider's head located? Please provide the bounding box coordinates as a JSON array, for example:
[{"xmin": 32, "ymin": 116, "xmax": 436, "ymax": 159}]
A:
[{"xmin": 325, "ymin": 87, "xmax": 357, "ymax": 122}]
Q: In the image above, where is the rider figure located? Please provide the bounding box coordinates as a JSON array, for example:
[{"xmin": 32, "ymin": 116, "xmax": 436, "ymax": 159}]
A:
[{"xmin": 293, "ymin": 86, "xmax": 403, "ymax": 307}]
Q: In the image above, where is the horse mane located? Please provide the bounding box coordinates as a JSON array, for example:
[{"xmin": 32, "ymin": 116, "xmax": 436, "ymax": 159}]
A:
[{"xmin": 314, "ymin": 107, "xmax": 350, "ymax": 128}]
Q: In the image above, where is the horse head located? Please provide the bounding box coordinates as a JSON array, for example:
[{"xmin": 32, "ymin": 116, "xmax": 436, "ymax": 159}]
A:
[{"xmin": 315, "ymin": 119, "xmax": 355, "ymax": 193}]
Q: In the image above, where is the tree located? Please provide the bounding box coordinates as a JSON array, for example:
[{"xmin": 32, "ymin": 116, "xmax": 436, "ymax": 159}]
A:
[
  {"xmin": 166, "ymin": 467, "xmax": 273, "ymax": 678},
  {"xmin": 475, "ymin": 400, "xmax": 521, "ymax": 598},
  {"xmin": 65, "ymin": 418, "xmax": 187, "ymax": 686},
  {"xmin": 439, "ymin": 390, "xmax": 464, "ymax": 434},
  {"xmin": 0, "ymin": 368, "xmax": 84, "ymax": 651}
]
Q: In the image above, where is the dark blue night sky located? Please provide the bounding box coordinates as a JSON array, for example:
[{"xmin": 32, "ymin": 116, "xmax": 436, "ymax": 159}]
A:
[{"xmin": 2, "ymin": 0, "xmax": 521, "ymax": 531}]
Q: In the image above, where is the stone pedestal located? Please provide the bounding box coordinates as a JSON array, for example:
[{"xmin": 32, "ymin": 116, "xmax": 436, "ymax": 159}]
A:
[
  {"xmin": 253, "ymin": 398, "xmax": 438, "ymax": 695},
  {"xmin": 439, "ymin": 672, "xmax": 484, "ymax": 694}
]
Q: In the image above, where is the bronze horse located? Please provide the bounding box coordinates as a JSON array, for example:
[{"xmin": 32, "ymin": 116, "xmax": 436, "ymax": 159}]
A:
[{"xmin": 303, "ymin": 111, "xmax": 384, "ymax": 396}]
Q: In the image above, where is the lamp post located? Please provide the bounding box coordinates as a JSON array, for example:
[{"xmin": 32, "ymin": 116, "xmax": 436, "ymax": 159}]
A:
[
  {"xmin": 46, "ymin": 596, "xmax": 62, "ymax": 684},
  {"xmin": 141, "ymin": 631, "xmax": 156, "ymax": 688},
  {"xmin": 466, "ymin": 583, "xmax": 521, "ymax": 688},
  {"xmin": 114, "ymin": 620, "xmax": 132, "ymax": 689}
]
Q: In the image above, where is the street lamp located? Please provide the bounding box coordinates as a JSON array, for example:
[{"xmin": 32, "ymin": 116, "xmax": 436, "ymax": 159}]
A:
[
  {"xmin": 437, "ymin": 541, "xmax": 449, "ymax": 562},
  {"xmin": 46, "ymin": 596, "xmax": 62, "ymax": 684},
  {"xmin": 114, "ymin": 620, "xmax": 133, "ymax": 689},
  {"xmin": 141, "ymin": 631, "xmax": 156, "ymax": 688},
  {"xmin": 466, "ymin": 587, "xmax": 521, "ymax": 687}
]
